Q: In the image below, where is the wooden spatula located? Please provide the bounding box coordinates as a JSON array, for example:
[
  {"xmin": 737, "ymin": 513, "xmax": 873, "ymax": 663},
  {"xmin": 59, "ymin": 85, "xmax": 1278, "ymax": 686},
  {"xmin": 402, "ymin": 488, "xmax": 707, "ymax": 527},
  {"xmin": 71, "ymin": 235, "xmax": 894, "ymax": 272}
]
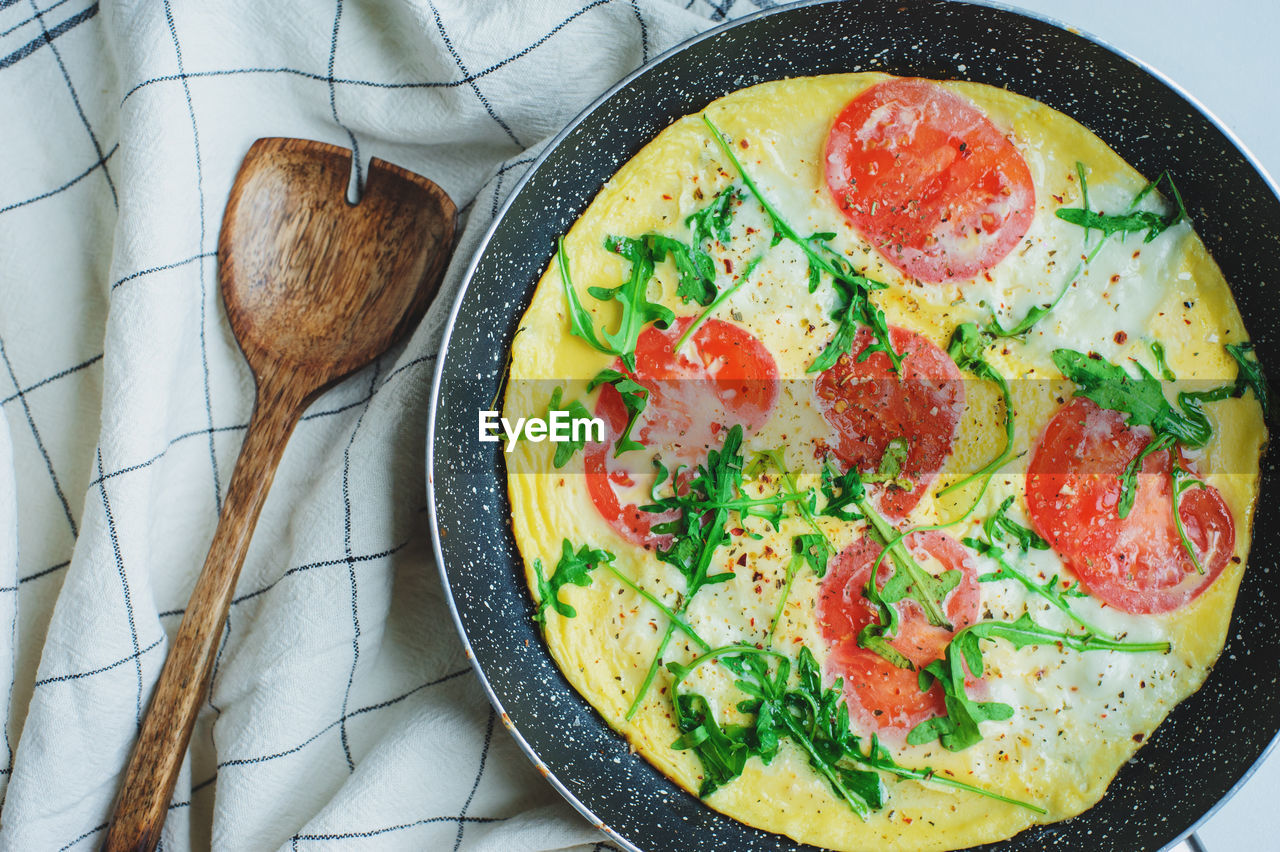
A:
[{"xmin": 101, "ymin": 138, "xmax": 455, "ymax": 852}]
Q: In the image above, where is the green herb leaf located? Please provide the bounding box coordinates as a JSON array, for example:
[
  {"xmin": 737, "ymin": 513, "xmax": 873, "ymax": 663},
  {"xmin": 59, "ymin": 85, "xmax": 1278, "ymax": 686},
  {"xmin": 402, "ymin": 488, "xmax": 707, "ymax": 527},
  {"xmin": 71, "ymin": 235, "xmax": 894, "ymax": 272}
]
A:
[
  {"xmin": 1225, "ymin": 341, "xmax": 1269, "ymax": 414},
  {"xmin": 669, "ymin": 643, "xmax": 1042, "ymax": 814},
  {"xmin": 596, "ymin": 236, "xmax": 676, "ymax": 370},
  {"xmin": 819, "ymin": 461, "xmax": 865, "ymax": 522},
  {"xmin": 701, "ymin": 115, "xmax": 901, "ymax": 373},
  {"xmin": 1054, "ymin": 168, "xmax": 1188, "ymax": 243},
  {"xmin": 860, "ymin": 436, "xmax": 913, "ymax": 491},
  {"xmin": 939, "ymin": 323, "xmax": 1014, "ymax": 495},
  {"xmin": 1150, "ymin": 340, "xmax": 1176, "ymax": 382},
  {"xmin": 990, "ymin": 166, "xmax": 1189, "ymax": 339},
  {"xmin": 793, "ymin": 533, "xmax": 831, "ymax": 579},
  {"xmin": 546, "ymin": 387, "xmax": 594, "ymax": 468},
  {"xmin": 983, "ymin": 496, "xmax": 1048, "ymax": 553},
  {"xmin": 908, "ymin": 613, "xmax": 1169, "ymax": 751},
  {"xmin": 1052, "ymin": 348, "xmax": 1212, "ymax": 447},
  {"xmin": 587, "ymin": 368, "xmax": 650, "ymax": 456},
  {"xmin": 628, "ymin": 426, "xmax": 813, "ymax": 718},
  {"xmin": 532, "ymin": 539, "xmax": 614, "ymax": 623},
  {"xmin": 647, "ymin": 234, "xmax": 716, "ymax": 307},
  {"xmin": 670, "ymin": 691, "xmax": 753, "ymax": 796},
  {"xmin": 557, "ymin": 237, "xmax": 613, "ymax": 355},
  {"xmin": 1170, "ymin": 456, "xmax": 1211, "ymax": 573},
  {"xmin": 968, "ymin": 536, "xmax": 1097, "ymax": 632},
  {"xmin": 1116, "ymin": 433, "xmax": 1176, "ymax": 519}
]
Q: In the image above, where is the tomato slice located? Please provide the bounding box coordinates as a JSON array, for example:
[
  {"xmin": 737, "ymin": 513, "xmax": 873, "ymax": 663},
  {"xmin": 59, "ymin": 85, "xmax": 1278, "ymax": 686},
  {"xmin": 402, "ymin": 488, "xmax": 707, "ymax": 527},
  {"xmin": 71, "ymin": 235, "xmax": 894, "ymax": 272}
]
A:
[
  {"xmin": 825, "ymin": 78, "xmax": 1035, "ymax": 283},
  {"xmin": 814, "ymin": 324, "xmax": 964, "ymax": 518},
  {"xmin": 585, "ymin": 318, "xmax": 779, "ymax": 547},
  {"xmin": 1025, "ymin": 397, "xmax": 1235, "ymax": 613},
  {"xmin": 818, "ymin": 532, "xmax": 979, "ymax": 732}
]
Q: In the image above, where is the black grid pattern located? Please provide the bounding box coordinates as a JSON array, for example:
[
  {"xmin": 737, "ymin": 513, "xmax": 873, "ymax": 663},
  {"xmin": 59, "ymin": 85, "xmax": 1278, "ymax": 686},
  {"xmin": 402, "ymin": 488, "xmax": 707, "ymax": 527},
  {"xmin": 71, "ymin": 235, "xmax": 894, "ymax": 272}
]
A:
[{"xmin": 0, "ymin": 1, "xmax": 751, "ymax": 849}]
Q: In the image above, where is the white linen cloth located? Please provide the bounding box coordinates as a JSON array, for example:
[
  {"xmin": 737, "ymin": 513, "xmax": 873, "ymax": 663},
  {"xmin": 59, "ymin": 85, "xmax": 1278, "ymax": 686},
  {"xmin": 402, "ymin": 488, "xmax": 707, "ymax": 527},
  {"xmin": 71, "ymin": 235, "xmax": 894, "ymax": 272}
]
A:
[{"xmin": 0, "ymin": 1, "xmax": 758, "ymax": 848}]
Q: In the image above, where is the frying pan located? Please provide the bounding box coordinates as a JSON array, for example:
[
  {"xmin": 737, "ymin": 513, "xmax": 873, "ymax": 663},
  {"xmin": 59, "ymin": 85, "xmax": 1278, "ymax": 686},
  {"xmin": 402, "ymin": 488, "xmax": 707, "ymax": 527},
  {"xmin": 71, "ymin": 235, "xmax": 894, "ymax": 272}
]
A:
[{"xmin": 427, "ymin": 2, "xmax": 1280, "ymax": 849}]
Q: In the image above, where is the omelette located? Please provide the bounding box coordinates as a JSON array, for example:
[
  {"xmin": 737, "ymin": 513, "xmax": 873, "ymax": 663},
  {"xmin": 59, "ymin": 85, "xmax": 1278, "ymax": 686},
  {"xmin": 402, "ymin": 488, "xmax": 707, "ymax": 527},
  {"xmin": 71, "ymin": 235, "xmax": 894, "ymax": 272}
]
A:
[{"xmin": 501, "ymin": 74, "xmax": 1267, "ymax": 851}]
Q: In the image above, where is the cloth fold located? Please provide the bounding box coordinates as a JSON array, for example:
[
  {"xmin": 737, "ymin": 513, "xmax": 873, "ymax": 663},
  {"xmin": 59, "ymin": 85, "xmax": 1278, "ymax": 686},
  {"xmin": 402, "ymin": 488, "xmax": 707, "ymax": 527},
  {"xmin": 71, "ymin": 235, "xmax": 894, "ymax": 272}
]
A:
[{"xmin": 0, "ymin": 1, "xmax": 749, "ymax": 848}]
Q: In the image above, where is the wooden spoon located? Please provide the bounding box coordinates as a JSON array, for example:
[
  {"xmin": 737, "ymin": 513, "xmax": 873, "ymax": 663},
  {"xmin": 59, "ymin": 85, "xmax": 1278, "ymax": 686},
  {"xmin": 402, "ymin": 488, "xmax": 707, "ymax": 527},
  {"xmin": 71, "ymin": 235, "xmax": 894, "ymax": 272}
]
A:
[{"xmin": 101, "ymin": 138, "xmax": 455, "ymax": 852}]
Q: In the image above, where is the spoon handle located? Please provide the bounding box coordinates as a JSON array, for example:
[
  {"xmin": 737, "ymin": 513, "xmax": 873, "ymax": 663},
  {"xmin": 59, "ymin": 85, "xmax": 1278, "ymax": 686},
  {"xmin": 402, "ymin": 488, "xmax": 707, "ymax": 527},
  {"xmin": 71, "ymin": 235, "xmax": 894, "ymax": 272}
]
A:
[{"xmin": 102, "ymin": 378, "xmax": 307, "ymax": 852}]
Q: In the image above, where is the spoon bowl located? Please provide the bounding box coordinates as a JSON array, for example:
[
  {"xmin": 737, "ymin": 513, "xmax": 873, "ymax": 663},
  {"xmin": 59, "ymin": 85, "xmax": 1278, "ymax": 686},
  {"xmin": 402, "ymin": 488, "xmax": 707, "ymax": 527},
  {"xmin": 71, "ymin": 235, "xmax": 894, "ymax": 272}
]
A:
[{"xmin": 221, "ymin": 138, "xmax": 452, "ymax": 386}]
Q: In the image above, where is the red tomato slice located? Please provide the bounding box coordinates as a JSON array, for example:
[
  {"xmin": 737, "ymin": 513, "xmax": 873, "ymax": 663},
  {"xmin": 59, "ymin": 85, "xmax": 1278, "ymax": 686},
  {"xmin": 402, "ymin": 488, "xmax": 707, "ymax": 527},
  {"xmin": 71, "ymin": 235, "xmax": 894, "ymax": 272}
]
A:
[
  {"xmin": 1025, "ymin": 397, "xmax": 1235, "ymax": 613},
  {"xmin": 585, "ymin": 318, "xmax": 779, "ymax": 548},
  {"xmin": 818, "ymin": 532, "xmax": 979, "ymax": 732},
  {"xmin": 814, "ymin": 324, "xmax": 964, "ymax": 518},
  {"xmin": 825, "ymin": 78, "xmax": 1035, "ymax": 283}
]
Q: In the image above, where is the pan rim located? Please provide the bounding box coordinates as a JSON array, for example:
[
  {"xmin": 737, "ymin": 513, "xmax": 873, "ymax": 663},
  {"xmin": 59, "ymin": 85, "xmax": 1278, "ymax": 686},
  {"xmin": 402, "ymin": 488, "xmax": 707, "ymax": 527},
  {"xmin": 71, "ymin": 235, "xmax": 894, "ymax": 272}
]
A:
[{"xmin": 425, "ymin": 2, "xmax": 1280, "ymax": 850}]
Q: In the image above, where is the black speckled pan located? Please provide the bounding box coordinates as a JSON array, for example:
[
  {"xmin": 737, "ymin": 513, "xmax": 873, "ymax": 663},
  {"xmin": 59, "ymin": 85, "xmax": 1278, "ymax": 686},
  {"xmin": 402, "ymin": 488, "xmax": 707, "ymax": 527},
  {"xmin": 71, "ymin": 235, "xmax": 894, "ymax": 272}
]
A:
[{"xmin": 427, "ymin": 2, "xmax": 1280, "ymax": 850}]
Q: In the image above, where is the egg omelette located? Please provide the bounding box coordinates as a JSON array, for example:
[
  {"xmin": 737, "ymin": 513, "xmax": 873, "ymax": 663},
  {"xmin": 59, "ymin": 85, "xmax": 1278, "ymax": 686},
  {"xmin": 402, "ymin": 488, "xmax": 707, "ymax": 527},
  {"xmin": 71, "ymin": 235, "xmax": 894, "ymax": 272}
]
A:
[{"xmin": 501, "ymin": 74, "xmax": 1267, "ymax": 851}]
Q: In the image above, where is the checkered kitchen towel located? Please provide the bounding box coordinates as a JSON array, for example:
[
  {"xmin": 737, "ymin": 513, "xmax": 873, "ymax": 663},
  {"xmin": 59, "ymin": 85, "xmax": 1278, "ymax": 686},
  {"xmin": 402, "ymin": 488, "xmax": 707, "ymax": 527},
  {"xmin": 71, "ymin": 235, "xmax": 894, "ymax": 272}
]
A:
[{"xmin": 0, "ymin": 1, "xmax": 767, "ymax": 848}]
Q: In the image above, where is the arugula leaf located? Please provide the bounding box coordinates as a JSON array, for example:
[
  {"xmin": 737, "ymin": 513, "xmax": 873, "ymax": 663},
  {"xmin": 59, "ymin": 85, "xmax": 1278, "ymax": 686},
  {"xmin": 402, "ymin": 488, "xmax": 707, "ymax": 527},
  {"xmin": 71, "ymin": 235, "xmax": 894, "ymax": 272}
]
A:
[
  {"xmin": 1054, "ymin": 173, "xmax": 1188, "ymax": 243},
  {"xmin": 767, "ymin": 535, "xmax": 831, "ymax": 644},
  {"xmin": 908, "ymin": 613, "xmax": 1169, "ymax": 751},
  {"xmin": 990, "ymin": 165, "xmax": 1188, "ymax": 339},
  {"xmin": 594, "ymin": 236, "xmax": 676, "ymax": 371},
  {"xmin": 627, "ymin": 426, "xmax": 811, "ymax": 718},
  {"xmin": 668, "ymin": 643, "xmax": 1043, "ymax": 814},
  {"xmin": 859, "ymin": 436, "xmax": 913, "ymax": 491},
  {"xmin": 1055, "ymin": 344, "xmax": 1256, "ymax": 566},
  {"xmin": 1116, "ymin": 432, "xmax": 1176, "ymax": 518},
  {"xmin": 586, "ymin": 368, "xmax": 649, "ymax": 456},
  {"xmin": 646, "ymin": 426, "xmax": 807, "ymax": 590},
  {"xmin": 939, "ymin": 323, "xmax": 1014, "ymax": 495},
  {"xmin": 744, "ymin": 447, "xmax": 828, "ymax": 553},
  {"xmin": 967, "ymin": 498, "xmax": 1098, "ymax": 634},
  {"xmin": 557, "ymin": 237, "xmax": 613, "ymax": 355},
  {"xmin": 807, "ymin": 274, "xmax": 896, "ymax": 375},
  {"xmin": 983, "ymin": 496, "xmax": 1048, "ymax": 553},
  {"xmin": 531, "ymin": 539, "xmax": 614, "ymax": 623},
  {"xmin": 646, "ymin": 185, "xmax": 743, "ymax": 310},
  {"xmin": 684, "ymin": 186, "xmax": 742, "ymax": 301},
  {"xmin": 909, "ymin": 642, "xmax": 1014, "ymax": 752},
  {"xmin": 1168, "ymin": 341, "xmax": 1268, "ymax": 415},
  {"xmin": 670, "ymin": 691, "xmax": 752, "ymax": 796},
  {"xmin": 646, "ymin": 234, "xmax": 715, "ymax": 307},
  {"xmin": 793, "ymin": 532, "xmax": 830, "ymax": 578},
  {"xmin": 819, "ymin": 461, "xmax": 866, "ymax": 522},
  {"xmin": 1226, "ymin": 341, "xmax": 1269, "ymax": 414},
  {"xmin": 1052, "ymin": 348, "xmax": 1212, "ymax": 447},
  {"xmin": 819, "ymin": 461, "xmax": 958, "ymax": 635},
  {"xmin": 969, "ymin": 536, "xmax": 1092, "ymax": 620},
  {"xmin": 545, "ymin": 387, "xmax": 595, "ymax": 468},
  {"xmin": 701, "ymin": 115, "xmax": 901, "ymax": 373},
  {"xmin": 1170, "ymin": 456, "xmax": 1210, "ymax": 574},
  {"xmin": 556, "ymin": 235, "xmax": 675, "ymax": 370},
  {"xmin": 1150, "ymin": 340, "xmax": 1177, "ymax": 382},
  {"xmin": 673, "ymin": 252, "xmax": 766, "ymax": 354}
]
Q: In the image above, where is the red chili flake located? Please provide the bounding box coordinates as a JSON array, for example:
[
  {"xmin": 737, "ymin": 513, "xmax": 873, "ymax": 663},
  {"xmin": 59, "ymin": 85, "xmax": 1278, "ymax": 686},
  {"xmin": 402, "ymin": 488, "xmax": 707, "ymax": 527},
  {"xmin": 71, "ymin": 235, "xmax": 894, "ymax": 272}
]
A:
[
  {"xmin": 1114, "ymin": 331, "xmax": 1128, "ymax": 344},
  {"xmin": 661, "ymin": 194, "xmax": 672, "ymax": 200},
  {"xmin": 723, "ymin": 258, "xmax": 734, "ymax": 274},
  {"xmin": 739, "ymin": 139, "xmax": 749, "ymax": 149}
]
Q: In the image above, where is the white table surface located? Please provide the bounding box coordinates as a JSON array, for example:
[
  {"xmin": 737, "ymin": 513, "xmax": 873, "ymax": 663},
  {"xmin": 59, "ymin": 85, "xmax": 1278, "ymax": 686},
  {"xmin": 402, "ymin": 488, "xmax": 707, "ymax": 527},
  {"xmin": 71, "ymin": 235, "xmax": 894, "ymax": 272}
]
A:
[{"xmin": 990, "ymin": 2, "xmax": 1280, "ymax": 850}]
